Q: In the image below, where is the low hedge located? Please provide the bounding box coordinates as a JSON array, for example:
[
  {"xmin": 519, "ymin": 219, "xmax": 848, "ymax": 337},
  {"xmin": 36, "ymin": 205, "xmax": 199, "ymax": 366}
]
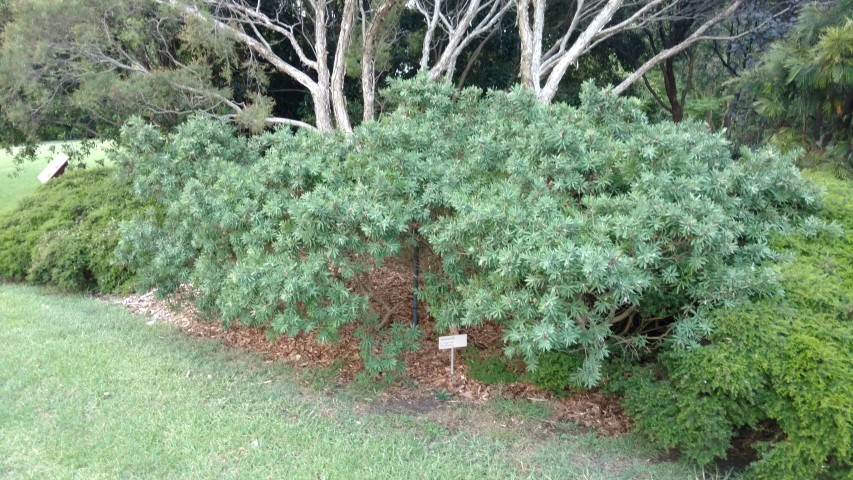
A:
[
  {"xmin": 0, "ymin": 168, "xmax": 142, "ymax": 293},
  {"xmin": 609, "ymin": 172, "xmax": 853, "ymax": 479}
]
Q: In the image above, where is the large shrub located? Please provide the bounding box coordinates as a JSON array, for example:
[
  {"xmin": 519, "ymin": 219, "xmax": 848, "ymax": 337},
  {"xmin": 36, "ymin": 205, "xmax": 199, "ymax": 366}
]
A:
[
  {"xmin": 117, "ymin": 78, "xmax": 819, "ymax": 379},
  {"xmin": 0, "ymin": 168, "xmax": 141, "ymax": 293},
  {"xmin": 610, "ymin": 172, "xmax": 852, "ymax": 479}
]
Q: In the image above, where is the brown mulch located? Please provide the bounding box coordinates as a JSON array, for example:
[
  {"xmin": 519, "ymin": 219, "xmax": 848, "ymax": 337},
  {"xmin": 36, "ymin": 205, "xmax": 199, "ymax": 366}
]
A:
[{"xmin": 112, "ymin": 258, "xmax": 632, "ymax": 437}]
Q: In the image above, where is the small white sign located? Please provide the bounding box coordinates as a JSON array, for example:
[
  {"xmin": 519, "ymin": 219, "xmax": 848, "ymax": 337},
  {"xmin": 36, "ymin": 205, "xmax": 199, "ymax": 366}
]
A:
[
  {"xmin": 37, "ymin": 153, "xmax": 70, "ymax": 184},
  {"xmin": 438, "ymin": 334, "xmax": 467, "ymax": 350}
]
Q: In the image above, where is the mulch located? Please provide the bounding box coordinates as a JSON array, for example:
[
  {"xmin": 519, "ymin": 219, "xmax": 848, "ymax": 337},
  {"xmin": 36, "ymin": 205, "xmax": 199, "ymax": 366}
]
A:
[{"xmin": 112, "ymin": 258, "xmax": 632, "ymax": 437}]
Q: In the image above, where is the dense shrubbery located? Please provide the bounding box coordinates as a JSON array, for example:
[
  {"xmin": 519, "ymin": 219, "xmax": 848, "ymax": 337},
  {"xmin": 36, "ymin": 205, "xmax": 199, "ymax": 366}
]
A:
[
  {"xmin": 116, "ymin": 78, "xmax": 820, "ymax": 382},
  {"xmin": 609, "ymin": 172, "xmax": 852, "ymax": 479},
  {"xmin": 739, "ymin": 0, "xmax": 853, "ymax": 174},
  {"xmin": 0, "ymin": 168, "xmax": 141, "ymax": 293},
  {"xmin": 465, "ymin": 350, "xmax": 582, "ymax": 397}
]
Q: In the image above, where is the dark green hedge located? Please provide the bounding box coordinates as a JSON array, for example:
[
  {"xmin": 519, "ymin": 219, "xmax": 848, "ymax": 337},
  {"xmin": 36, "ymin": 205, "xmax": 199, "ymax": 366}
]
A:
[
  {"xmin": 0, "ymin": 168, "xmax": 142, "ymax": 293},
  {"xmin": 609, "ymin": 172, "xmax": 853, "ymax": 479}
]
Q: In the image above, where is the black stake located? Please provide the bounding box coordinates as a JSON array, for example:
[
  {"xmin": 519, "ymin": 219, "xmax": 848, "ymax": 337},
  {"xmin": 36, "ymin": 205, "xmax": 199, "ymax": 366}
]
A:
[{"xmin": 412, "ymin": 234, "xmax": 420, "ymax": 328}]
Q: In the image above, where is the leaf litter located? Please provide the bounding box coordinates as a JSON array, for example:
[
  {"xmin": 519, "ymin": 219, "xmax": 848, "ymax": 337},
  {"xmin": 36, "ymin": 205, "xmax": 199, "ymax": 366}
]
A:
[{"xmin": 110, "ymin": 259, "xmax": 631, "ymax": 437}]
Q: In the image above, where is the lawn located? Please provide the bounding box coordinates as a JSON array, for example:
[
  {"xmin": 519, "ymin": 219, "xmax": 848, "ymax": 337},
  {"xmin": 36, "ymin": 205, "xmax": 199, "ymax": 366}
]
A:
[
  {"xmin": 0, "ymin": 284, "xmax": 712, "ymax": 479},
  {"xmin": 0, "ymin": 141, "xmax": 110, "ymax": 215}
]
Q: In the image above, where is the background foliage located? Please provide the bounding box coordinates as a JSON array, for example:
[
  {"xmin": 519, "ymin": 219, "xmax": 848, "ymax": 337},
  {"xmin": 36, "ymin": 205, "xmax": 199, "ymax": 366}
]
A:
[{"xmin": 739, "ymin": 0, "xmax": 853, "ymax": 174}]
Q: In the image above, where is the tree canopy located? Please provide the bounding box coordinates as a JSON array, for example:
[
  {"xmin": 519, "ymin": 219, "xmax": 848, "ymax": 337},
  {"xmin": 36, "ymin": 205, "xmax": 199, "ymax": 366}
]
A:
[{"xmin": 0, "ymin": 0, "xmax": 798, "ymax": 140}]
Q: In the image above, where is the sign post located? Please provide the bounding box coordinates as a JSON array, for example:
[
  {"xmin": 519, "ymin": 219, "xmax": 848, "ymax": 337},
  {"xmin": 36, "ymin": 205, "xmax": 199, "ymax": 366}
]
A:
[
  {"xmin": 37, "ymin": 153, "xmax": 70, "ymax": 184},
  {"xmin": 438, "ymin": 334, "xmax": 467, "ymax": 375}
]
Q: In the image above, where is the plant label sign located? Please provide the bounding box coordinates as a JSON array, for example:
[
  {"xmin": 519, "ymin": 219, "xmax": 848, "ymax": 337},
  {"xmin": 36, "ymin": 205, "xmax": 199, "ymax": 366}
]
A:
[
  {"xmin": 438, "ymin": 334, "xmax": 467, "ymax": 350},
  {"xmin": 37, "ymin": 153, "xmax": 69, "ymax": 184},
  {"xmin": 438, "ymin": 334, "xmax": 467, "ymax": 375}
]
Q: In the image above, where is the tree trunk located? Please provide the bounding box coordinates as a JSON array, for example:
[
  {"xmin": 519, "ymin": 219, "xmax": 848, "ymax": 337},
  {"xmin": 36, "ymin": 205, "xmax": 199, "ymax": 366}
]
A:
[
  {"xmin": 331, "ymin": 0, "xmax": 356, "ymax": 132},
  {"xmin": 311, "ymin": 87, "xmax": 335, "ymax": 133},
  {"xmin": 661, "ymin": 58, "xmax": 684, "ymax": 122},
  {"xmin": 362, "ymin": 0, "xmax": 400, "ymax": 122},
  {"xmin": 538, "ymin": 0, "xmax": 623, "ymax": 102},
  {"xmin": 419, "ymin": 0, "xmax": 442, "ymax": 71},
  {"xmin": 516, "ymin": 0, "xmax": 540, "ymax": 92},
  {"xmin": 428, "ymin": 0, "xmax": 484, "ymax": 80},
  {"xmin": 312, "ymin": 0, "xmax": 335, "ymax": 132}
]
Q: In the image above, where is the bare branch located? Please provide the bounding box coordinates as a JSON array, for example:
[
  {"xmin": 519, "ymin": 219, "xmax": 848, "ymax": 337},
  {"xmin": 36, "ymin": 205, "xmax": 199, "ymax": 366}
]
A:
[
  {"xmin": 612, "ymin": 0, "xmax": 746, "ymax": 95},
  {"xmin": 642, "ymin": 74, "xmax": 674, "ymax": 114},
  {"xmin": 262, "ymin": 116, "xmax": 319, "ymax": 130},
  {"xmin": 156, "ymin": 0, "xmax": 318, "ymax": 92},
  {"xmin": 223, "ymin": 1, "xmax": 319, "ymax": 70}
]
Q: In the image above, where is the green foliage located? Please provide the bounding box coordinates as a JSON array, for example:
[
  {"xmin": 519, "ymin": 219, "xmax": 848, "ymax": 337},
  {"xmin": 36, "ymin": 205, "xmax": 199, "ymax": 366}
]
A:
[
  {"xmin": 741, "ymin": 0, "xmax": 853, "ymax": 172},
  {"xmin": 433, "ymin": 389, "xmax": 450, "ymax": 401},
  {"xmin": 0, "ymin": 168, "xmax": 141, "ymax": 293},
  {"xmin": 465, "ymin": 349, "xmax": 526, "ymax": 385},
  {"xmin": 355, "ymin": 321, "xmax": 424, "ymax": 373},
  {"xmin": 526, "ymin": 351, "xmax": 585, "ymax": 397},
  {"xmin": 466, "ymin": 348, "xmax": 586, "ymax": 397},
  {"xmin": 609, "ymin": 173, "xmax": 853, "ymax": 478},
  {"xmin": 773, "ymin": 171, "xmax": 853, "ymax": 320},
  {"xmin": 117, "ymin": 77, "xmax": 819, "ymax": 382},
  {"xmin": 0, "ymin": 0, "xmax": 255, "ymax": 157},
  {"xmin": 608, "ymin": 363, "xmax": 736, "ymax": 467}
]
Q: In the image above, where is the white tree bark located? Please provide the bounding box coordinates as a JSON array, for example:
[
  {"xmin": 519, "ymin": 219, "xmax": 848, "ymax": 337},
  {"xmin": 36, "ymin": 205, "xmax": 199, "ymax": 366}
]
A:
[
  {"xmin": 537, "ymin": 0, "xmax": 622, "ymax": 102},
  {"xmin": 331, "ymin": 0, "xmax": 356, "ymax": 132},
  {"xmin": 611, "ymin": 0, "xmax": 745, "ymax": 95},
  {"xmin": 361, "ymin": 0, "xmax": 403, "ymax": 122},
  {"xmin": 415, "ymin": 0, "xmax": 513, "ymax": 82},
  {"xmin": 515, "ymin": 0, "xmax": 745, "ymax": 104},
  {"xmin": 159, "ymin": 0, "xmax": 348, "ymax": 132}
]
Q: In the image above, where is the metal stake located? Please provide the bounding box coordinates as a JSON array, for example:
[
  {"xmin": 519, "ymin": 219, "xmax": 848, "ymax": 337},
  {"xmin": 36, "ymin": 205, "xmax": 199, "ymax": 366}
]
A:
[{"xmin": 412, "ymin": 235, "xmax": 420, "ymax": 328}]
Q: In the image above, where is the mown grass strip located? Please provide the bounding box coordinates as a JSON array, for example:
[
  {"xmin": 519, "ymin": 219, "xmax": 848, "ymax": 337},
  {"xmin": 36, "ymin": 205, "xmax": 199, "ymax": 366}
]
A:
[{"xmin": 0, "ymin": 285, "xmax": 709, "ymax": 479}]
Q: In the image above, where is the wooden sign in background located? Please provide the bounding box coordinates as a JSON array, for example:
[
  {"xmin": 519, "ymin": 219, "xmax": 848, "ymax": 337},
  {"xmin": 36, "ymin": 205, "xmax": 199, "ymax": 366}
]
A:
[{"xmin": 37, "ymin": 153, "xmax": 69, "ymax": 184}]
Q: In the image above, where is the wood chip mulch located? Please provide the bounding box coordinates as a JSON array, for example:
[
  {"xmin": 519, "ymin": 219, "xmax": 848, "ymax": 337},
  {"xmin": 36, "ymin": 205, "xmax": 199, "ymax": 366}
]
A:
[{"xmin": 111, "ymin": 259, "xmax": 632, "ymax": 437}]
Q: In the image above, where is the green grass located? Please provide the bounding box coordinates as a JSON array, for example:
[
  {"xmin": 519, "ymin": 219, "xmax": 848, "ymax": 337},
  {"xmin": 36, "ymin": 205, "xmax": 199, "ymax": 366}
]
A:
[
  {"xmin": 0, "ymin": 141, "xmax": 110, "ymax": 215},
  {"xmin": 0, "ymin": 284, "xmax": 716, "ymax": 479}
]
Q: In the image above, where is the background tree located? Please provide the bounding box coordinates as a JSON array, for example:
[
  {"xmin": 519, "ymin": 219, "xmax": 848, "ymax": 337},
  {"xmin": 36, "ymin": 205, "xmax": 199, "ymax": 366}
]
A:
[
  {"xmin": 0, "ymin": 0, "xmax": 810, "ymax": 143},
  {"xmin": 739, "ymin": 0, "xmax": 853, "ymax": 172},
  {"xmin": 0, "ymin": 0, "xmax": 294, "ymax": 159},
  {"xmin": 624, "ymin": 0, "xmax": 799, "ymax": 124}
]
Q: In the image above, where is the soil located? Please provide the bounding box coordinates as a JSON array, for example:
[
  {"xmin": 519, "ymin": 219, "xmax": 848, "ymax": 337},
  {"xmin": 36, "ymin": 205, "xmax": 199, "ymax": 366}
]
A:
[
  {"xmin": 110, "ymin": 258, "xmax": 633, "ymax": 437},
  {"xmin": 714, "ymin": 422, "xmax": 783, "ymax": 473}
]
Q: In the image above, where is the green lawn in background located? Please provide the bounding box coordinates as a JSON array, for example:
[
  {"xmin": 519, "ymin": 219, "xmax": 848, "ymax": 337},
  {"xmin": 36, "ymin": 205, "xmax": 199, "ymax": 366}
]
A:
[
  {"xmin": 0, "ymin": 284, "xmax": 716, "ymax": 480},
  {"xmin": 0, "ymin": 141, "xmax": 111, "ymax": 215}
]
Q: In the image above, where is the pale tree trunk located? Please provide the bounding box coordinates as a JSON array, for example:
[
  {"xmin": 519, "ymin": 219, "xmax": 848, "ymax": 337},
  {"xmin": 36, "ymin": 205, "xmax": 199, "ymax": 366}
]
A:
[
  {"xmin": 361, "ymin": 0, "xmax": 402, "ymax": 122},
  {"xmin": 332, "ymin": 0, "xmax": 357, "ymax": 132},
  {"xmin": 311, "ymin": 86, "xmax": 335, "ymax": 133},
  {"xmin": 515, "ymin": 0, "xmax": 540, "ymax": 91},
  {"xmin": 537, "ymin": 0, "xmax": 622, "ymax": 102},
  {"xmin": 419, "ymin": 0, "xmax": 443, "ymax": 71},
  {"xmin": 159, "ymin": 0, "xmax": 347, "ymax": 132},
  {"xmin": 312, "ymin": 0, "xmax": 335, "ymax": 132}
]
